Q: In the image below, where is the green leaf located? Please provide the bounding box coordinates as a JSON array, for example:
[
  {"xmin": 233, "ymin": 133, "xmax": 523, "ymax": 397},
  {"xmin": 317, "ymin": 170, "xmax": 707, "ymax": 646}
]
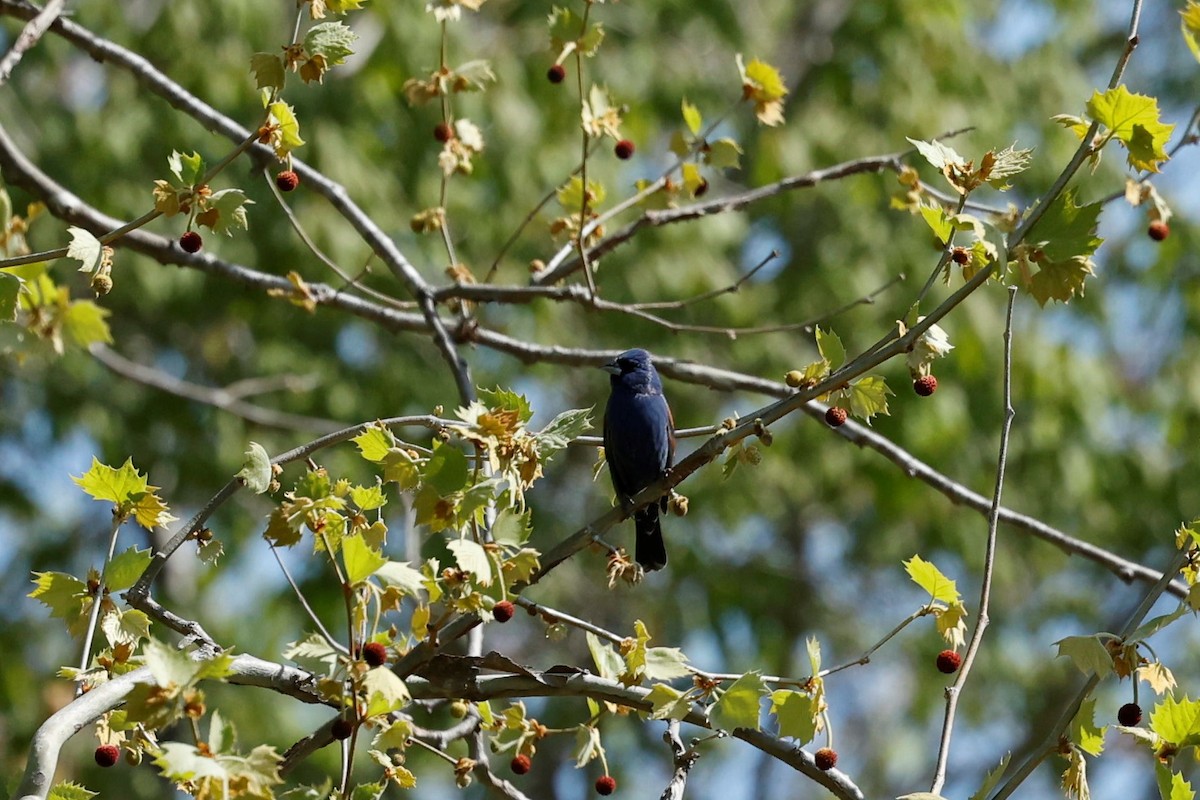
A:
[
  {"xmin": 969, "ymin": 753, "xmax": 1011, "ymax": 800},
  {"xmin": 479, "ymin": 387, "xmax": 533, "ymax": 423},
  {"xmin": 73, "ymin": 457, "xmax": 149, "ymax": 506},
  {"xmin": 536, "ymin": 407, "xmax": 593, "ymax": 453},
  {"xmin": 907, "ymin": 137, "xmax": 965, "ymax": 173},
  {"xmin": 65, "ymin": 227, "xmax": 102, "ymax": 272},
  {"xmin": 353, "ymin": 425, "xmax": 395, "ymax": 462},
  {"xmin": 501, "ymin": 547, "xmax": 540, "ymax": 584},
  {"xmin": 249, "ymin": 52, "xmax": 286, "ymax": 92},
  {"xmin": 342, "ymin": 533, "xmax": 387, "ymax": 585},
  {"xmin": 1021, "ymin": 189, "xmax": 1103, "ymax": 305},
  {"xmin": 267, "ymin": 101, "xmax": 305, "ymax": 157},
  {"xmin": 99, "ymin": 608, "xmax": 150, "ymax": 648},
  {"xmin": 770, "ymin": 689, "xmax": 819, "ymax": 743},
  {"xmin": 1129, "ymin": 604, "xmax": 1189, "ymax": 644},
  {"xmin": 362, "ymin": 668, "xmax": 410, "ymax": 717},
  {"xmin": 304, "ymin": 21, "xmax": 357, "ymax": 65},
  {"xmin": 237, "ymin": 442, "xmax": 272, "ymax": 495},
  {"xmin": 0, "ymin": 271, "xmax": 20, "ymax": 321},
  {"xmin": 48, "ymin": 782, "xmax": 98, "ymax": 800},
  {"xmin": 203, "ymin": 189, "xmax": 252, "ymax": 236},
  {"xmin": 904, "ymin": 555, "xmax": 960, "ymax": 604},
  {"xmin": 556, "ymin": 176, "xmax": 605, "ymax": 213},
  {"xmin": 574, "ymin": 724, "xmax": 603, "ymax": 767},
  {"xmin": 28, "ymin": 571, "xmax": 88, "ymax": 622},
  {"xmin": 847, "ymin": 376, "xmax": 892, "ymax": 423},
  {"xmin": 645, "ymin": 683, "xmax": 692, "ymax": 721},
  {"xmin": 1157, "ymin": 764, "xmax": 1196, "ymax": 800},
  {"xmin": 62, "ymin": 300, "xmax": 112, "ymax": 347},
  {"xmin": 424, "ymin": 442, "xmax": 470, "ymax": 495},
  {"xmin": 1150, "ymin": 695, "xmax": 1200, "ymax": 747},
  {"xmin": 815, "ymin": 327, "xmax": 844, "ymax": 370},
  {"xmin": 447, "ymin": 538, "xmax": 492, "ymax": 586},
  {"xmin": 1183, "ymin": 2, "xmax": 1200, "ymax": 63},
  {"xmin": 709, "ymin": 673, "xmax": 766, "ymax": 732},
  {"xmin": 350, "ymin": 483, "xmax": 387, "ymax": 511},
  {"xmin": 492, "ymin": 507, "xmax": 532, "ymax": 546},
  {"xmin": 374, "ymin": 560, "xmax": 427, "ymax": 597},
  {"xmin": 586, "ymin": 632, "xmax": 625, "ymax": 681},
  {"xmin": 1086, "ymin": 85, "xmax": 1175, "ymax": 172},
  {"xmin": 920, "ymin": 205, "xmax": 955, "ymax": 246},
  {"xmin": 644, "ymin": 646, "xmax": 691, "ymax": 681},
  {"xmin": 681, "ymin": 98, "xmax": 702, "ymax": 135},
  {"xmin": 1054, "ymin": 635, "xmax": 1113, "ymax": 678},
  {"xmin": 145, "ymin": 637, "xmax": 202, "ymax": 688},
  {"xmin": 1070, "ymin": 698, "xmax": 1106, "ymax": 756},
  {"xmin": 105, "ymin": 546, "xmax": 153, "ymax": 591},
  {"xmin": 168, "ymin": 151, "xmax": 205, "ymax": 187},
  {"xmin": 705, "ymin": 137, "xmax": 743, "ymax": 169}
]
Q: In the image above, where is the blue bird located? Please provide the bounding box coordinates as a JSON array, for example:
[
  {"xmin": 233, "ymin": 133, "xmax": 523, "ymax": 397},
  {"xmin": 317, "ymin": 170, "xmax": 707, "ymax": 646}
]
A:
[{"xmin": 602, "ymin": 349, "xmax": 676, "ymax": 571}]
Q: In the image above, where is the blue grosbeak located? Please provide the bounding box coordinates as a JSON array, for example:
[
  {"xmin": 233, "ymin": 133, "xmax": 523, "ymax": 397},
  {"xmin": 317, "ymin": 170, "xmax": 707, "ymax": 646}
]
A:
[{"xmin": 602, "ymin": 349, "xmax": 676, "ymax": 571}]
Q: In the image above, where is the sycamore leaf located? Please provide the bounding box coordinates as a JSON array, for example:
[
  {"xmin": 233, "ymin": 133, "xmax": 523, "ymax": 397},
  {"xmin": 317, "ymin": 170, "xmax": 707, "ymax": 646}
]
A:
[
  {"xmin": 304, "ymin": 21, "xmax": 356, "ymax": 65},
  {"xmin": 492, "ymin": 507, "xmax": 533, "ymax": 547},
  {"xmin": 574, "ymin": 725, "xmax": 603, "ymax": 767},
  {"xmin": 48, "ymin": 783, "xmax": 97, "ymax": 800},
  {"xmin": 63, "ymin": 300, "xmax": 113, "ymax": 348},
  {"xmin": 145, "ymin": 637, "xmax": 202, "ymax": 688},
  {"xmin": 969, "ymin": 753, "xmax": 1012, "ymax": 800},
  {"xmin": 536, "ymin": 407, "xmax": 593, "ymax": 453},
  {"xmin": 847, "ymin": 376, "xmax": 891, "ymax": 422},
  {"xmin": 1070, "ymin": 698, "xmax": 1106, "ymax": 757},
  {"xmin": 1061, "ymin": 747, "xmax": 1090, "ymax": 800},
  {"xmin": 447, "ymin": 538, "xmax": 492, "ymax": 586},
  {"xmin": 1086, "ymin": 86, "xmax": 1175, "ymax": 172},
  {"xmin": 374, "ymin": 560, "xmax": 427, "ymax": 597},
  {"xmin": 1183, "ymin": 2, "xmax": 1200, "ymax": 63},
  {"xmin": 237, "ymin": 442, "xmax": 272, "ymax": 494},
  {"xmin": 101, "ymin": 608, "xmax": 151, "ymax": 647},
  {"xmin": 363, "ymin": 667, "xmax": 410, "ymax": 717},
  {"xmin": 904, "ymin": 555, "xmax": 960, "ymax": 604},
  {"xmin": 646, "ymin": 683, "xmax": 692, "ymax": 721},
  {"xmin": 168, "ymin": 150, "xmax": 205, "ymax": 187},
  {"xmin": 1020, "ymin": 189, "xmax": 1103, "ymax": 305},
  {"xmin": 705, "ymin": 137, "xmax": 743, "ymax": 169},
  {"xmin": 73, "ymin": 457, "xmax": 148, "ymax": 506},
  {"xmin": 201, "ymin": 189, "xmax": 252, "ymax": 236},
  {"xmin": 644, "ymin": 646, "xmax": 691, "ymax": 681},
  {"xmin": 586, "ymin": 632, "xmax": 625, "ymax": 681},
  {"xmin": 1138, "ymin": 662, "xmax": 1177, "ymax": 695},
  {"xmin": 920, "ymin": 205, "xmax": 955, "ymax": 245},
  {"xmin": 1158, "ymin": 765, "xmax": 1196, "ymax": 800},
  {"xmin": 815, "ymin": 327, "xmax": 844, "ymax": 370},
  {"xmin": 66, "ymin": 227, "xmax": 103, "ymax": 272},
  {"xmin": 28, "ymin": 571, "xmax": 88, "ymax": 622},
  {"xmin": 250, "ymin": 52, "xmax": 286, "ymax": 92},
  {"xmin": 1150, "ymin": 694, "xmax": 1200, "ymax": 747},
  {"xmin": 354, "ymin": 425, "xmax": 395, "ymax": 462},
  {"xmin": 681, "ymin": 98, "xmax": 702, "ymax": 135},
  {"xmin": 770, "ymin": 689, "xmax": 819, "ymax": 743},
  {"xmin": 342, "ymin": 533, "xmax": 387, "ymax": 585},
  {"xmin": 980, "ymin": 143, "xmax": 1033, "ymax": 190},
  {"xmin": 736, "ymin": 54, "xmax": 787, "ymax": 126},
  {"xmin": 267, "ymin": 102, "xmax": 305, "ymax": 158},
  {"xmin": 936, "ymin": 601, "xmax": 969, "ymax": 650},
  {"xmin": 105, "ymin": 546, "xmax": 153, "ymax": 591},
  {"xmin": 556, "ymin": 176, "xmax": 606, "ymax": 213},
  {"xmin": 0, "ymin": 271, "xmax": 19, "ymax": 321},
  {"xmin": 908, "ymin": 138, "xmax": 966, "ymax": 173},
  {"xmin": 709, "ymin": 673, "xmax": 766, "ymax": 732},
  {"xmin": 1054, "ymin": 635, "xmax": 1113, "ymax": 678}
]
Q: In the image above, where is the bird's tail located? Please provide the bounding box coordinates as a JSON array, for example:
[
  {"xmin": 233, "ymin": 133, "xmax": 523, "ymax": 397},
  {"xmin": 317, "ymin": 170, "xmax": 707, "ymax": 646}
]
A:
[{"xmin": 634, "ymin": 506, "xmax": 667, "ymax": 571}]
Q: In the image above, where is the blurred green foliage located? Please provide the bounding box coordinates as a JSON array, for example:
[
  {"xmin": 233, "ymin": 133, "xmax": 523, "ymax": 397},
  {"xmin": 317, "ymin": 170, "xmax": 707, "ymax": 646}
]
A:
[{"xmin": 3, "ymin": 0, "xmax": 1200, "ymax": 797}]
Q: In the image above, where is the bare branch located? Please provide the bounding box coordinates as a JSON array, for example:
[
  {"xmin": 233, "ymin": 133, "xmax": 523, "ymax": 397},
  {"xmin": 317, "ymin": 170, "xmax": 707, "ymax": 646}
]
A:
[
  {"xmin": 91, "ymin": 344, "xmax": 342, "ymax": 434},
  {"xmin": 0, "ymin": 0, "xmax": 63, "ymax": 86}
]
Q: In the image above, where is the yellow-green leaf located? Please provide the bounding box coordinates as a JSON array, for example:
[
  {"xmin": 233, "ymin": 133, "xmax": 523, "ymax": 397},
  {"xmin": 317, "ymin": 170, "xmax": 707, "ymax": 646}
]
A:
[
  {"xmin": 342, "ymin": 533, "xmax": 387, "ymax": 584},
  {"xmin": 1085, "ymin": 86, "xmax": 1175, "ymax": 172},
  {"xmin": 904, "ymin": 555, "xmax": 960, "ymax": 604},
  {"xmin": 709, "ymin": 673, "xmax": 766, "ymax": 732},
  {"xmin": 681, "ymin": 98, "xmax": 702, "ymax": 136}
]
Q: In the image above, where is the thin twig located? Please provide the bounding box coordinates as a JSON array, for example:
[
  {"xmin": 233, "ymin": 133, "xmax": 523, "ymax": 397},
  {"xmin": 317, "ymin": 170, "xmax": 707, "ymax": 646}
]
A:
[
  {"xmin": 91, "ymin": 344, "xmax": 342, "ymax": 434},
  {"xmin": 929, "ymin": 285, "xmax": 1018, "ymax": 795},
  {"xmin": 660, "ymin": 720, "xmax": 700, "ymax": 800},
  {"xmin": 0, "ymin": 0, "xmax": 63, "ymax": 86}
]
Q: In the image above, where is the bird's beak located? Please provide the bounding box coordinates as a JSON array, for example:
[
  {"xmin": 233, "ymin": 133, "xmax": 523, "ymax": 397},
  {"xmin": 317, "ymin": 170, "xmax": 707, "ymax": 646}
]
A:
[{"xmin": 601, "ymin": 359, "xmax": 621, "ymax": 376}]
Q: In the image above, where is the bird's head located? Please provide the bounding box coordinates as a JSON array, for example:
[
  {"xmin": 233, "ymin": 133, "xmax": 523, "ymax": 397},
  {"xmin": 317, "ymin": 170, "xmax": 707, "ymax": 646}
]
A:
[{"xmin": 602, "ymin": 348, "xmax": 663, "ymax": 393}]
